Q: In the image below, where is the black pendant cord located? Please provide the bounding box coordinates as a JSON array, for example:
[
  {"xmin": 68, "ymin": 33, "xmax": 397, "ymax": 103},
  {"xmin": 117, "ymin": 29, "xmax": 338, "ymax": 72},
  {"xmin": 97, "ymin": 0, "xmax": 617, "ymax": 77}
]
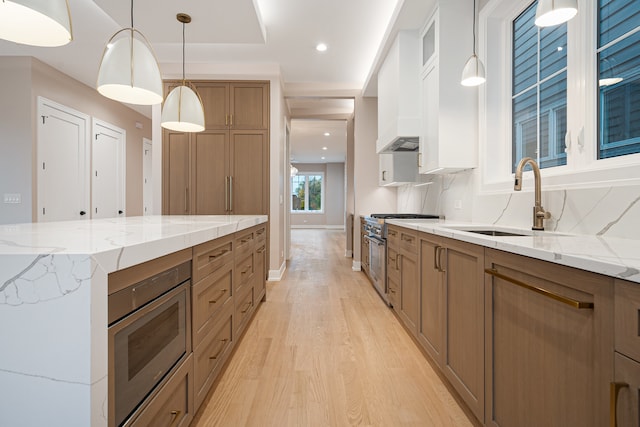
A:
[{"xmin": 130, "ymin": 0, "xmax": 134, "ymax": 28}]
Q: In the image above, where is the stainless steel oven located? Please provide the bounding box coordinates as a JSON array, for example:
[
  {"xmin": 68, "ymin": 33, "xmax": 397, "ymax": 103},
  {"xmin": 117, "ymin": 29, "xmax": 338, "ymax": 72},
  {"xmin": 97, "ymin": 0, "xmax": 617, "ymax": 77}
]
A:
[
  {"xmin": 108, "ymin": 259, "xmax": 191, "ymax": 427},
  {"xmin": 364, "ymin": 214, "xmax": 441, "ymax": 307}
]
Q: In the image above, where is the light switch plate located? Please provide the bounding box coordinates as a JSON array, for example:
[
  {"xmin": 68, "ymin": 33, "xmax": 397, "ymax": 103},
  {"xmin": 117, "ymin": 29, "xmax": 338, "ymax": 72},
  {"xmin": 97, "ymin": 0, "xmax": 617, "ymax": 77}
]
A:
[{"xmin": 4, "ymin": 193, "xmax": 21, "ymax": 204}]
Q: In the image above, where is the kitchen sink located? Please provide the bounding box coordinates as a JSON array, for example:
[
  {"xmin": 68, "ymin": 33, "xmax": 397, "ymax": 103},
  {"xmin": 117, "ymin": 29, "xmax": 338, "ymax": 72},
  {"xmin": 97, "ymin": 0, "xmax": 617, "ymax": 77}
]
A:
[{"xmin": 462, "ymin": 229, "xmax": 529, "ymax": 237}]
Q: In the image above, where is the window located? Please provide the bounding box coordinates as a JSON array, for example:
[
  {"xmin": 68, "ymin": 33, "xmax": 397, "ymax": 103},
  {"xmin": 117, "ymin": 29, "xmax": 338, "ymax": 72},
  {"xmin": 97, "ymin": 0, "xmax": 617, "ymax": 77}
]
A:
[
  {"xmin": 598, "ymin": 0, "xmax": 640, "ymax": 159},
  {"xmin": 480, "ymin": 0, "xmax": 640, "ymax": 192},
  {"xmin": 291, "ymin": 173, "xmax": 324, "ymax": 213},
  {"xmin": 512, "ymin": 1, "xmax": 567, "ymax": 171}
]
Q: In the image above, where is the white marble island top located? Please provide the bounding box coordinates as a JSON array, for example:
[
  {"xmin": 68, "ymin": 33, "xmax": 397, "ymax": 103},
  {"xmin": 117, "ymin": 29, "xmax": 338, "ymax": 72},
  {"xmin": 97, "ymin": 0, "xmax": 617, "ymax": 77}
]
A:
[
  {"xmin": 386, "ymin": 219, "xmax": 640, "ymax": 284},
  {"xmin": 0, "ymin": 215, "xmax": 267, "ymax": 427}
]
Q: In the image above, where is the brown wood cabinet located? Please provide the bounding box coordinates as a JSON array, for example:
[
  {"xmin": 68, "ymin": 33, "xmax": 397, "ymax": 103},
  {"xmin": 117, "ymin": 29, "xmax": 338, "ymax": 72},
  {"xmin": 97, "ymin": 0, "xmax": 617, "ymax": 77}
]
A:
[
  {"xmin": 360, "ymin": 218, "xmax": 370, "ymax": 277},
  {"xmin": 441, "ymin": 236, "xmax": 485, "ymax": 423},
  {"xmin": 613, "ymin": 279, "xmax": 640, "ymax": 426},
  {"xmin": 388, "ymin": 225, "xmax": 419, "ymax": 334},
  {"xmin": 130, "ymin": 354, "xmax": 195, "ymax": 427},
  {"xmin": 485, "ymin": 248, "xmax": 613, "ymax": 427},
  {"xmin": 163, "ymin": 80, "xmax": 269, "ymax": 215},
  {"xmin": 417, "ymin": 233, "xmax": 444, "ymax": 366}
]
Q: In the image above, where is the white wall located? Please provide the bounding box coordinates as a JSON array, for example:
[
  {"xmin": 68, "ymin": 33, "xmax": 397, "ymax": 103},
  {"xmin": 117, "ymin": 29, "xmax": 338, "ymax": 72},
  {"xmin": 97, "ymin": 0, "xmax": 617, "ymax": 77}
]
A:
[
  {"xmin": 353, "ymin": 95, "xmax": 397, "ymax": 267},
  {"xmin": 0, "ymin": 57, "xmax": 32, "ymax": 224},
  {"xmin": 0, "ymin": 57, "xmax": 152, "ymax": 225},
  {"xmin": 290, "ymin": 162, "xmax": 345, "ymax": 228}
]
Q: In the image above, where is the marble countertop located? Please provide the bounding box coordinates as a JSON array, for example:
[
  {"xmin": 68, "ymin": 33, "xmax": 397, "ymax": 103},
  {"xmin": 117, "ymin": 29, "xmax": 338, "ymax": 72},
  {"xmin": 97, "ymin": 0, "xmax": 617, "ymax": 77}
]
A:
[
  {"xmin": 0, "ymin": 215, "xmax": 268, "ymax": 274},
  {"xmin": 386, "ymin": 219, "xmax": 640, "ymax": 284}
]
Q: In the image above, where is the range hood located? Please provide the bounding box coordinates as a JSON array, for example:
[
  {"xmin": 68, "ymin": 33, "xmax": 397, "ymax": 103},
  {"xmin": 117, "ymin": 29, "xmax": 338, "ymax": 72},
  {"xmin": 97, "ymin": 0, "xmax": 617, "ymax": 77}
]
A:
[
  {"xmin": 376, "ymin": 30, "xmax": 421, "ymax": 154},
  {"xmin": 379, "ymin": 136, "xmax": 419, "ymax": 152}
]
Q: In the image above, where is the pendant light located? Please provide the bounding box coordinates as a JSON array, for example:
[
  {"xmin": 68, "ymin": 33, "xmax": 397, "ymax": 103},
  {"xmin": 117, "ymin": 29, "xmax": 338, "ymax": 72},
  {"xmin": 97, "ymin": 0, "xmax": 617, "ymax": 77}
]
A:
[
  {"xmin": 535, "ymin": 0, "xmax": 578, "ymax": 27},
  {"xmin": 0, "ymin": 0, "xmax": 72, "ymax": 47},
  {"xmin": 461, "ymin": 0, "xmax": 486, "ymax": 87},
  {"xmin": 161, "ymin": 13, "xmax": 205, "ymax": 133},
  {"xmin": 96, "ymin": 0, "xmax": 163, "ymax": 105}
]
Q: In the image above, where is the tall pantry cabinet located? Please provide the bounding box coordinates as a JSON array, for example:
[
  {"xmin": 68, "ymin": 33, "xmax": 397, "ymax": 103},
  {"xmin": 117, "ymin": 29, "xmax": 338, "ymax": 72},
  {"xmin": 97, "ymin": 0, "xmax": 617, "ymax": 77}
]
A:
[{"xmin": 162, "ymin": 81, "xmax": 270, "ymax": 215}]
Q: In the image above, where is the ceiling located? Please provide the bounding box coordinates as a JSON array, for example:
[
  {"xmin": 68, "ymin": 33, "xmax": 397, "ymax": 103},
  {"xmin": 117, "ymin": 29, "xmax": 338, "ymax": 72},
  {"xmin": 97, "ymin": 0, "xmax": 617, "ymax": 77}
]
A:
[{"xmin": 0, "ymin": 0, "xmax": 436, "ymax": 164}]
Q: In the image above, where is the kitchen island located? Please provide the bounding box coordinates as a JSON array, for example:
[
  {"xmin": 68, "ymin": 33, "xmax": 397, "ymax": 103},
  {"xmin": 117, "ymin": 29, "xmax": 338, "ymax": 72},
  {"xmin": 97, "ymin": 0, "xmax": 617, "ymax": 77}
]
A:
[{"xmin": 0, "ymin": 215, "xmax": 267, "ymax": 427}]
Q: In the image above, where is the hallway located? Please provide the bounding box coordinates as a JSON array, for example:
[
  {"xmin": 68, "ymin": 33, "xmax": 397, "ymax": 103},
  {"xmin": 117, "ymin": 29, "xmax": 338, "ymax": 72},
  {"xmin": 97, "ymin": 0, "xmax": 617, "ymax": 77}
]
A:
[{"xmin": 192, "ymin": 229, "xmax": 476, "ymax": 426}]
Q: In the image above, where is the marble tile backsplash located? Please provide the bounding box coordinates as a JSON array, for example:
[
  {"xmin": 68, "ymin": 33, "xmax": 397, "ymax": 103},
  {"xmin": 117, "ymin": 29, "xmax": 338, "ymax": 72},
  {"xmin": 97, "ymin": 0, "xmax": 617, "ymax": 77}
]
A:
[{"xmin": 398, "ymin": 170, "xmax": 640, "ymax": 240}]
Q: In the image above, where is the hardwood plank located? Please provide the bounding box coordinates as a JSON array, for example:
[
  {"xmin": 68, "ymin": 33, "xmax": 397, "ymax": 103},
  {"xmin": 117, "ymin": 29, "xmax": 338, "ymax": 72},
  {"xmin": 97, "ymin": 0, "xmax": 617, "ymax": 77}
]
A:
[{"xmin": 192, "ymin": 229, "xmax": 477, "ymax": 427}]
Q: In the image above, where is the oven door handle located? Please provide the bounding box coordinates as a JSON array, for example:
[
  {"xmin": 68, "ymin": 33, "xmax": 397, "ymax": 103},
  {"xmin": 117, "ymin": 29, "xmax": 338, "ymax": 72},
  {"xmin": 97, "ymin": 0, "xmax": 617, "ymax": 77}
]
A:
[{"xmin": 364, "ymin": 235, "xmax": 385, "ymax": 246}]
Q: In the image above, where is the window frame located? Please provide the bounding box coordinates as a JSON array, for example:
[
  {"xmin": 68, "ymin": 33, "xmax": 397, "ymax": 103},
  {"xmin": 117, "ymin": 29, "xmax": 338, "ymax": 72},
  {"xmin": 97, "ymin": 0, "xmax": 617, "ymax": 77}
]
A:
[
  {"xmin": 290, "ymin": 172, "xmax": 325, "ymax": 214},
  {"xmin": 479, "ymin": 0, "xmax": 640, "ymax": 195}
]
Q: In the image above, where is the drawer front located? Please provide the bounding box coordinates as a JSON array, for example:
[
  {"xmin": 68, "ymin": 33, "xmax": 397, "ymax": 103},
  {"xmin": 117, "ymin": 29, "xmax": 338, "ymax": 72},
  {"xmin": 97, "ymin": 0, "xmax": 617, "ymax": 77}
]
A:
[
  {"xmin": 613, "ymin": 352, "xmax": 640, "ymax": 427},
  {"xmin": 235, "ymin": 229, "xmax": 255, "ymax": 258},
  {"xmin": 388, "ymin": 273, "xmax": 400, "ymax": 308},
  {"xmin": 387, "ymin": 225, "xmax": 400, "ymax": 248},
  {"xmin": 192, "ymin": 263, "xmax": 233, "ymax": 347},
  {"xmin": 234, "ymin": 252, "xmax": 255, "ymax": 293},
  {"xmin": 235, "ymin": 285, "xmax": 255, "ymax": 335},
  {"xmin": 131, "ymin": 354, "xmax": 194, "ymax": 427},
  {"xmin": 399, "ymin": 228, "xmax": 418, "ymax": 254},
  {"xmin": 194, "ymin": 302, "xmax": 234, "ymax": 409},
  {"xmin": 387, "ymin": 245, "xmax": 400, "ymax": 282},
  {"xmin": 616, "ymin": 279, "xmax": 640, "ymax": 362},
  {"xmin": 255, "ymin": 225, "xmax": 267, "ymax": 244},
  {"xmin": 254, "ymin": 243, "xmax": 267, "ymax": 299},
  {"xmin": 193, "ymin": 235, "xmax": 233, "ymax": 283}
]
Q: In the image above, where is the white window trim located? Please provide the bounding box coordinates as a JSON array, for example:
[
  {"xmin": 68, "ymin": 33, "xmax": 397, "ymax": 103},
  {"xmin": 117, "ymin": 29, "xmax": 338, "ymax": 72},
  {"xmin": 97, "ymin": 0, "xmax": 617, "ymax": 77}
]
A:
[
  {"xmin": 478, "ymin": 0, "xmax": 640, "ymax": 196},
  {"xmin": 290, "ymin": 172, "xmax": 325, "ymax": 214}
]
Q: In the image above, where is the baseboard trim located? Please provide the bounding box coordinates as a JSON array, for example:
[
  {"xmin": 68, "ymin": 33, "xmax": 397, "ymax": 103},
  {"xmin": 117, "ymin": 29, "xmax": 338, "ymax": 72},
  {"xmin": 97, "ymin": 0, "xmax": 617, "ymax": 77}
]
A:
[
  {"xmin": 291, "ymin": 225, "xmax": 345, "ymax": 230},
  {"xmin": 268, "ymin": 261, "xmax": 286, "ymax": 281},
  {"xmin": 345, "ymin": 249, "xmax": 353, "ymax": 258},
  {"xmin": 352, "ymin": 261, "xmax": 362, "ymax": 271}
]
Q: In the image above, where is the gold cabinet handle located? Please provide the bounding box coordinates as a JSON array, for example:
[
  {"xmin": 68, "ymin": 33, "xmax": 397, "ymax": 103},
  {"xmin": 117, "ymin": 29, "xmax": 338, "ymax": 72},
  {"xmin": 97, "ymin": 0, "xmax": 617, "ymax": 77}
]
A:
[
  {"xmin": 382, "ymin": 170, "xmax": 387, "ymax": 181},
  {"xmin": 169, "ymin": 410, "xmax": 181, "ymax": 427},
  {"xmin": 241, "ymin": 266, "xmax": 251, "ymax": 275},
  {"xmin": 209, "ymin": 339, "xmax": 229, "ymax": 360},
  {"xmin": 435, "ymin": 247, "xmax": 446, "ymax": 272},
  {"xmin": 485, "ymin": 268, "xmax": 594, "ymax": 309},
  {"xmin": 433, "ymin": 246, "xmax": 441, "ymax": 271},
  {"xmin": 388, "ymin": 229, "xmax": 397, "ymax": 237},
  {"xmin": 257, "ymin": 246, "xmax": 266, "ymax": 254},
  {"xmin": 209, "ymin": 249, "xmax": 229, "ymax": 260},
  {"xmin": 230, "ymin": 114, "xmax": 233, "ymax": 126},
  {"xmin": 396, "ymin": 254, "xmax": 401, "ymax": 271},
  {"xmin": 208, "ymin": 289, "xmax": 227, "ymax": 304},
  {"xmin": 225, "ymin": 176, "xmax": 230, "ymax": 211},
  {"xmin": 610, "ymin": 382, "xmax": 628, "ymax": 427},
  {"xmin": 225, "ymin": 114, "xmax": 229, "ymax": 126},
  {"xmin": 401, "ymin": 234, "xmax": 414, "ymax": 243},
  {"xmin": 229, "ymin": 176, "xmax": 233, "ymax": 212}
]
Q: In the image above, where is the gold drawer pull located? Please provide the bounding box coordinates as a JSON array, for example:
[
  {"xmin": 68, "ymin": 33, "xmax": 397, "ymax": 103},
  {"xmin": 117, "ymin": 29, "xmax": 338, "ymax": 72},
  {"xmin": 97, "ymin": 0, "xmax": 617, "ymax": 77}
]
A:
[
  {"xmin": 485, "ymin": 268, "xmax": 594, "ymax": 309},
  {"xmin": 241, "ymin": 266, "xmax": 251, "ymax": 275},
  {"xmin": 241, "ymin": 301, "xmax": 252, "ymax": 314},
  {"xmin": 208, "ymin": 289, "xmax": 227, "ymax": 304},
  {"xmin": 209, "ymin": 249, "xmax": 229, "ymax": 260},
  {"xmin": 401, "ymin": 235, "xmax": 414, "ymax": 243},
  {"xmin": 388, "ymin": 230, "xmax": 397, "ymax": 236},
  {"xmin": 389, "ymin": 288, "xmax": 396, "ymax": 294},
  {"xmin": 240, "ymin": 237, "xmax": 252, "ymax": 244},
  {"xmin": 169, "ymin": 410, "xmax": 181, "ymax": 427},
  {"xmin": 257, "ymin": 246, "xmax": 266, "ymax": 254},
  {"xmin": 610, "ymin": 382, "xmax": 628, "ymax": 427},
  {"xmin": 209, "ymin": 339, "xmax": 229, "ymax": 360}
]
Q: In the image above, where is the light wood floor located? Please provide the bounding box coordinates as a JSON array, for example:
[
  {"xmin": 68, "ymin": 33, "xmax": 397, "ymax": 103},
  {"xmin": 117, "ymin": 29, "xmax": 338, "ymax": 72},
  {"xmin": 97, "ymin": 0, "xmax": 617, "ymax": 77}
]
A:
[{"xmin": 192, "ymin": 229, "xmax": 476, "ymax": 427}]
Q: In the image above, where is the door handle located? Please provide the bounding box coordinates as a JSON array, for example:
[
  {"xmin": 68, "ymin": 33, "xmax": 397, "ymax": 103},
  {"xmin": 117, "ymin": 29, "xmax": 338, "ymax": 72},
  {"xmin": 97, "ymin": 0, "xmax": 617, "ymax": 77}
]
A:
[
  {"xmin": 610, "ymin": 382, "xmax": 628, "ymax": 427},
  {"xmin": 225, "ymin": 176, "xmax": 229, "ymax": 211},
  {"xmin": 229, "ymin": 176, "xmax": 233, "ymax": 212},
  {"xmin": 80, "ymin": 211, "xmax": 86, "ymax": 216},
  {"xmin": 118, "ymin": 210, "xmax": 123, "ymax": 215}
]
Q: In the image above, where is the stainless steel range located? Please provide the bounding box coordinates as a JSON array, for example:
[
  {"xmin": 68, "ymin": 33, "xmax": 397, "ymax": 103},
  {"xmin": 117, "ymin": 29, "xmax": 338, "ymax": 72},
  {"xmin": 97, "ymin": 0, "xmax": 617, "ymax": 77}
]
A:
[{"xmin": 363, "ymin": 214, "xmax": 441, "ymax": 306}]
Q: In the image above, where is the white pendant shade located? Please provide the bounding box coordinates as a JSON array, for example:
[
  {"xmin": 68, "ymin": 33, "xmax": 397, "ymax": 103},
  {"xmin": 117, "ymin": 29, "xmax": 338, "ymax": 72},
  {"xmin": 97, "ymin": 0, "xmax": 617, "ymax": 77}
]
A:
[
  {"xmin": 161, "ymin": 86, "xmax": 205, "ymax": 132},
  {"xmin": 0, "ymin": 0, "xmax": 72, "ymax": 47},
  {"xmin": 535, "ymin": 0, "xmax": 578, "ymax": 27},
  {"xmin": 97, "ymin": 29, "xmax": 163, "ymax": 105},
  {"xmin": 461, "ymin": 54, "xmax": 486, "ymax": 87}
]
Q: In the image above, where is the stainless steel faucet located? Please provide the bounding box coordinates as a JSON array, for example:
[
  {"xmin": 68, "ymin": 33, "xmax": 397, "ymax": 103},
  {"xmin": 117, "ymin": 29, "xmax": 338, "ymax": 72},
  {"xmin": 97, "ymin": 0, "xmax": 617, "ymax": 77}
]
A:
[{"xmin": 514, "ymin": 157, "xmax": 551, "ymax": 230}]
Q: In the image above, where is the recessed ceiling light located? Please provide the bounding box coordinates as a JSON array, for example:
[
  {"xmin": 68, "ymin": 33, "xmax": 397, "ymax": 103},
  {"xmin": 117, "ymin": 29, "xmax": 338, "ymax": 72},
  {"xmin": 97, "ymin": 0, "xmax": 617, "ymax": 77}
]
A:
[
  {"xmin": 316, "ymin": 43, "xmax": 328, "ymax": 52},
  {"xmin": 321, "ymin": 156, "xmax": 326, "ymax": 160},
  {"xmin": 324, "ymin": 132, "xmax": 330, "ymax": 136},
  {"xmin": 322, "ymin": 146, "xmax": 328, "ymax": 150}
]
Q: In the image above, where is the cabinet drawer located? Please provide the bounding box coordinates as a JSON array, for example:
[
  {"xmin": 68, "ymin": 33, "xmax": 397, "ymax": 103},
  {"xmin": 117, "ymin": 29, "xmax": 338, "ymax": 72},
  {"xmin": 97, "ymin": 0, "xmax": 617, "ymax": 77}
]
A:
[
  {"xmin": 194, "ymin": 302, "xmax": 234, "ymax": 410},
  {"xmin": 192, "ymin": 263, "xmax": 233, "ymax": 348},
  {"xmin": 387, "ymin": 225, "xmax": 400, "ymax": 247},
  {"xmin": 255, "ymin": 225, "xmax": 267, "ymax": 244},
  {"xmin": 254, "ymin": 243, "xmax": 267, "ymax": 299},
  {"xmin": 235, "ymin": 285, "xmax": 255, "ymax": 335},
  {"xmin": 615, "ymin": 279, "xmax": 640, "ymax": 362},
  {"xmin": 193, "ymin": 235, "xmax": 233, "ymax": 283},
  {"xmin": 399, "ymin": 228, "xmax": 418, "ymax": 253},
  {"xmin": 613, "ymin": 352, "xmax": 640, "ymax": 427},
  {"xmin": 387, "ymin": 246, "xmax": 400, "ymax": 282},
  {"xmin": 235, "ymin": 229, "xmax": 256, "ymax": 258},
  {"xmin": 131, "ymin": 354, "xmax": 194, "ymax": 427},
  {"xmin": 234, "ymin": 252, "xmax": 254, "ymax": 293},
  {"xmin": 388, "ymin": 273, "xmax": 400, "ymax": 308}
]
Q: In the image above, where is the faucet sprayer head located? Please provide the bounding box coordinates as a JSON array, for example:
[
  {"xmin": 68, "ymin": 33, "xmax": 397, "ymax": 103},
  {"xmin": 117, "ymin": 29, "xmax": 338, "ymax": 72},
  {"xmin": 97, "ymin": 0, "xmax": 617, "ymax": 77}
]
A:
[{"xmin": 514, "ymin": 177, "xmax": 522, "ymax": 191}]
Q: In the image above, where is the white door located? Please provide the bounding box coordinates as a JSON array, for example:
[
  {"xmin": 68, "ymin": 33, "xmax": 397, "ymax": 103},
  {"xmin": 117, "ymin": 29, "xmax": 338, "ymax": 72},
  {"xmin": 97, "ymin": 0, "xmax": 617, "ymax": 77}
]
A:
[
  {"xmin": 37, "ymin": 97, "xmax": 90, "ymax": 222},
  {"xmin": 92, "ymin": 120, "xmax": 126, "ymax": 219},
  {"xmin": 143, "ymin": 138, "xmax": 153, "ymax": 215}
]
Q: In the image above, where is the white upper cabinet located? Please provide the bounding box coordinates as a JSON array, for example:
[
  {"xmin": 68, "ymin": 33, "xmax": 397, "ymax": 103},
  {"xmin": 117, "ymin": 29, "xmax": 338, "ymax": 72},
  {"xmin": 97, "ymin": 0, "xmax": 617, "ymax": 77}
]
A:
[
  {"xmin": 379, "ymin": 152, "xmax": 419, "ymax": 186},
  {"xmin": 377, "ymin": 30, "xmax": 421, "ymax": 154},
  {"xmin": 419, "ymin": 4, "xmax": 478, "ymax": 174}
]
